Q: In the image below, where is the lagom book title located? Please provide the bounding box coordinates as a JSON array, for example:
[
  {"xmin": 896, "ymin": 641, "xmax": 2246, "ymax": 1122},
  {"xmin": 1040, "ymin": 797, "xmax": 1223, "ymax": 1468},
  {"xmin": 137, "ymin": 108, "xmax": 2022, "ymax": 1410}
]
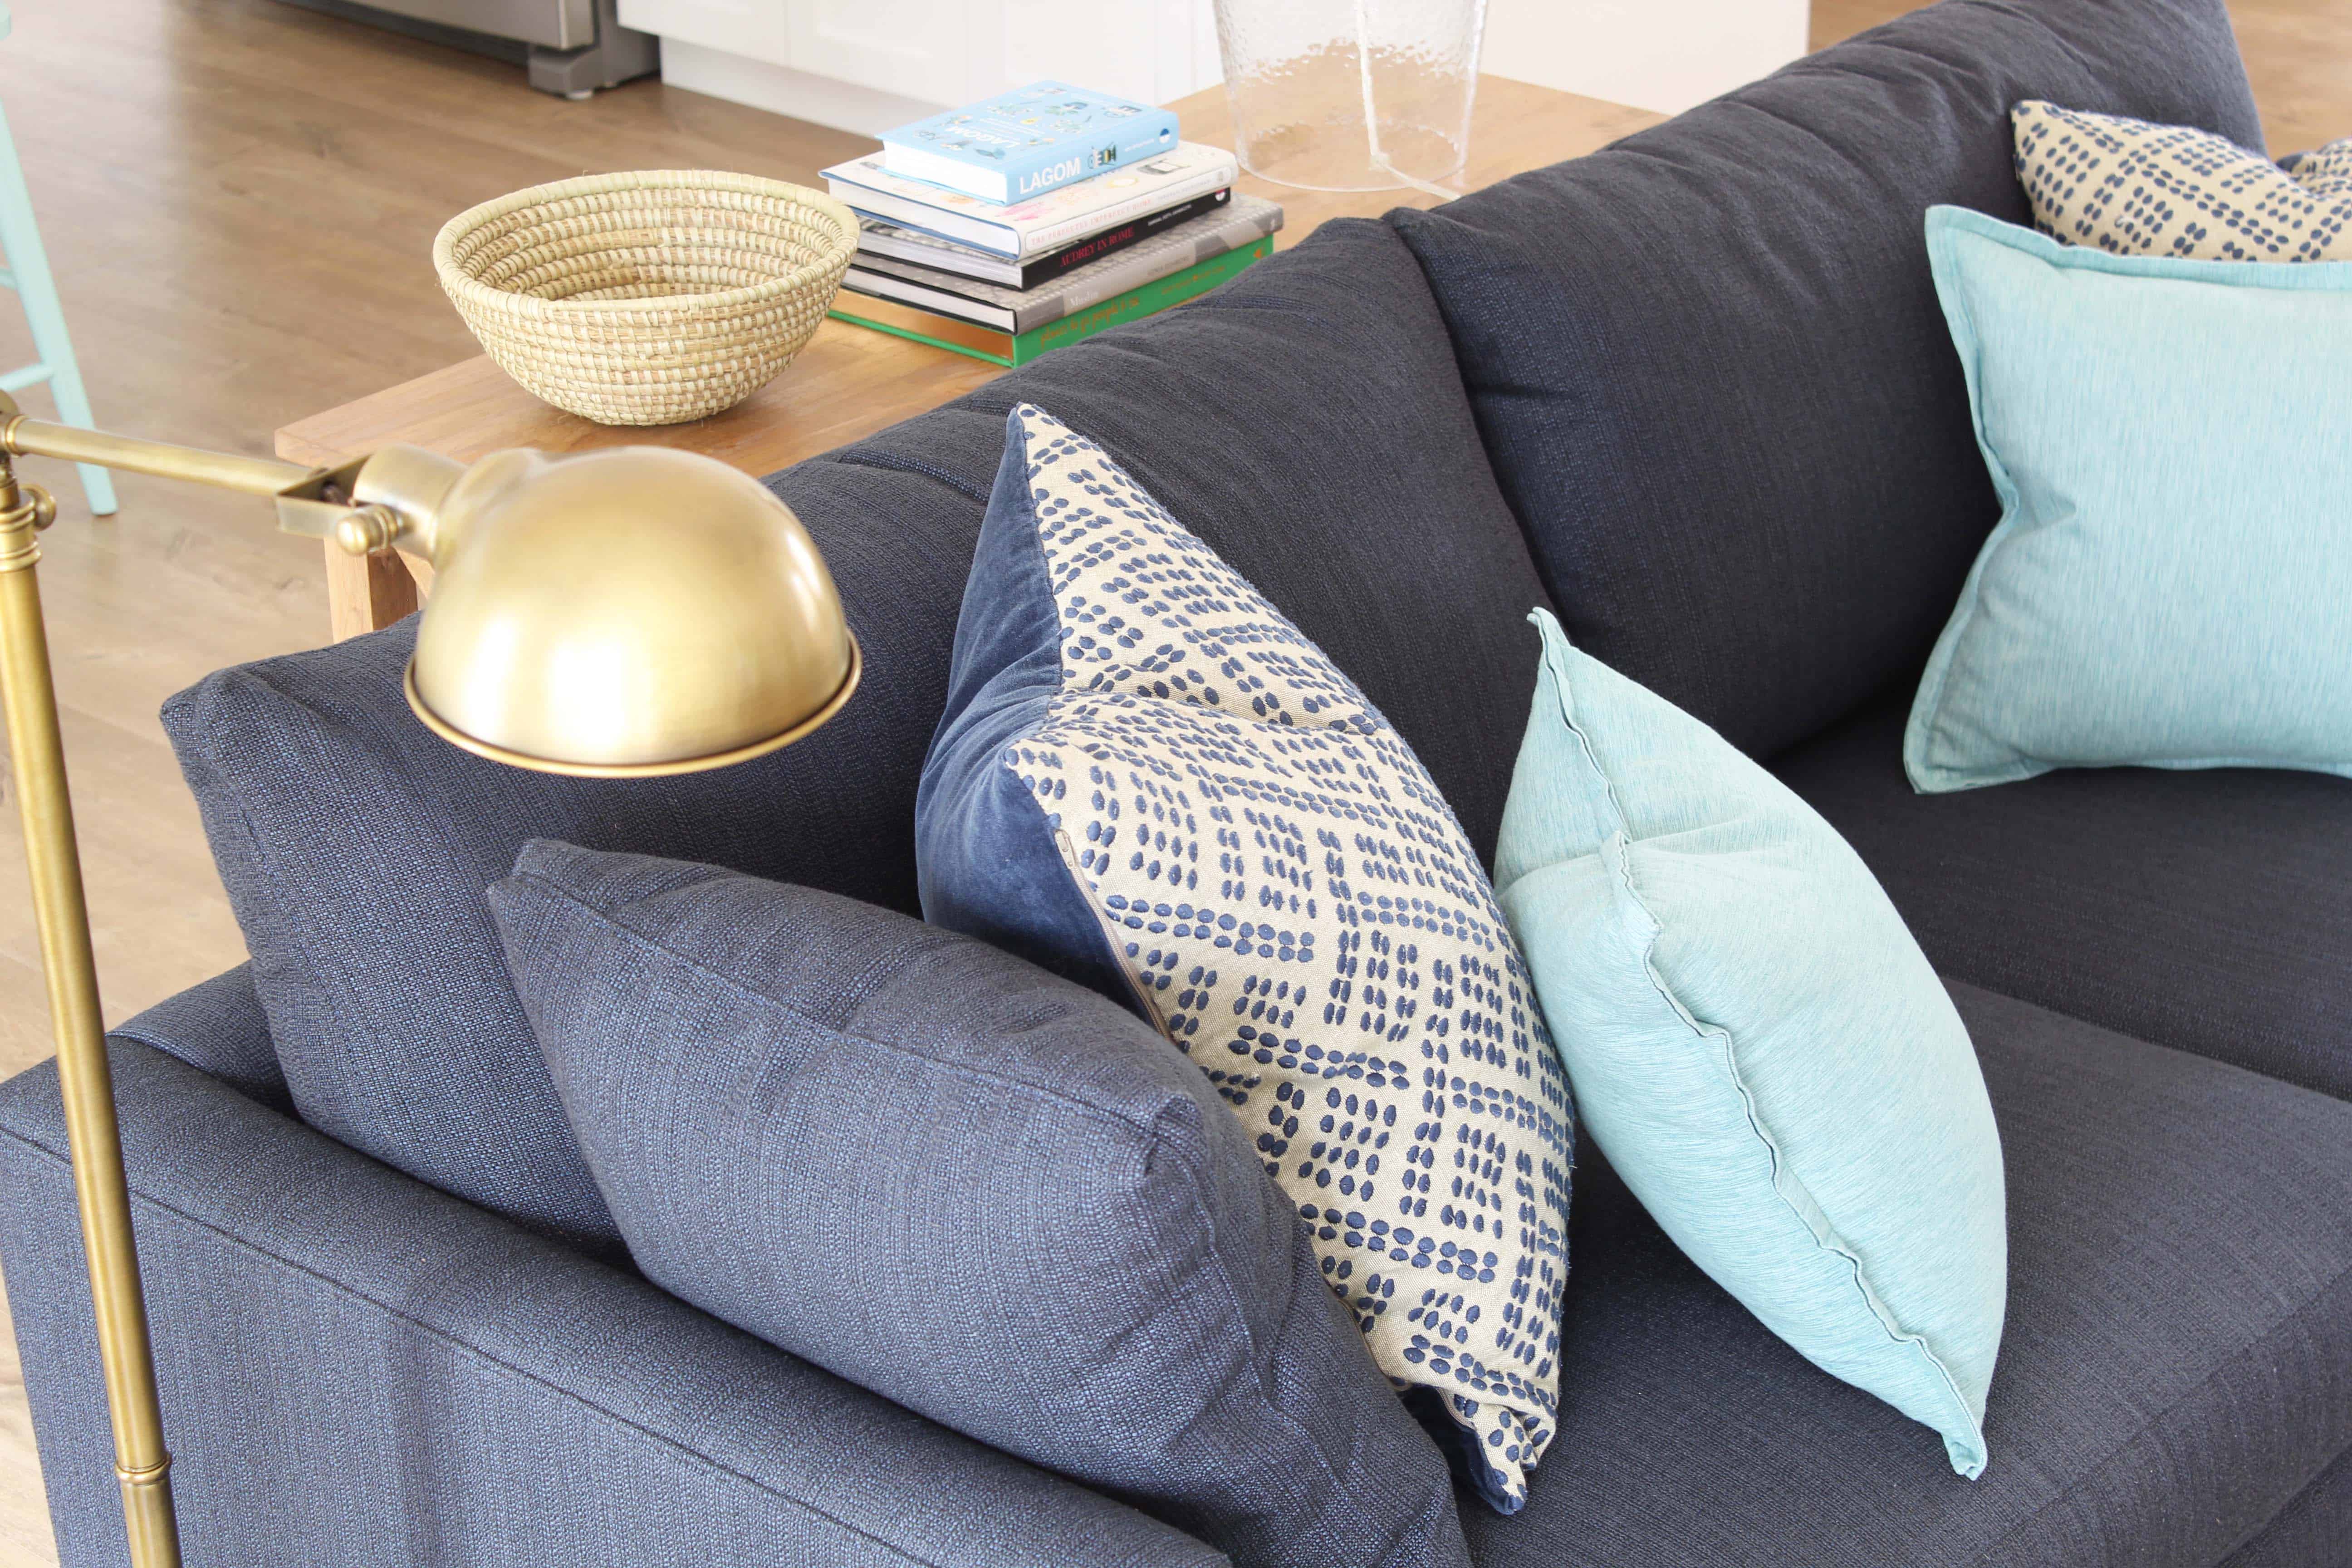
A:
[{"xmin": 881, "ymin": 82, "xmax": 1181, "ymax": 203}]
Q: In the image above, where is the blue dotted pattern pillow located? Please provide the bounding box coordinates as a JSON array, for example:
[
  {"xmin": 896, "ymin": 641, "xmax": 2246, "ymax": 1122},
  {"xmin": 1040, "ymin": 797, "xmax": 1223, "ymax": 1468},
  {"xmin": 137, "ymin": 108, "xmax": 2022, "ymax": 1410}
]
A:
[
  {"xmin": 2013, "ymin": 100, "xmax": 2352, "ymax": 261},
  {"xmin": 918, "ymin": 404, "xmax": 1573, "ymax": 1512}
]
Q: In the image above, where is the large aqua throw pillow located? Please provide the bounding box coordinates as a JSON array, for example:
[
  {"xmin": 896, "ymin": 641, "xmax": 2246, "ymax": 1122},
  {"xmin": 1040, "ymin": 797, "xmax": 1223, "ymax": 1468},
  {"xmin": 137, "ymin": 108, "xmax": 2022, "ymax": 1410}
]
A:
[
  {"xmin": 1906, "ymin": 204, "xmax": 2352, "ymax": 792},
  {"xmin": 1496, "ymin": 610, "xmax": 2006, "ymax": 1478}
]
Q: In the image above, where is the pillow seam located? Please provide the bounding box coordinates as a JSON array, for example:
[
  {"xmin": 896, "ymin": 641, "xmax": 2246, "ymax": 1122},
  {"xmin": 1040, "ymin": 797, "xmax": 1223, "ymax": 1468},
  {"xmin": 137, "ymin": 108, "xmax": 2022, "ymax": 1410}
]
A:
[{"xmin": 1544, "ymin": 632, "xmax": 1988, "ymax": 1465}]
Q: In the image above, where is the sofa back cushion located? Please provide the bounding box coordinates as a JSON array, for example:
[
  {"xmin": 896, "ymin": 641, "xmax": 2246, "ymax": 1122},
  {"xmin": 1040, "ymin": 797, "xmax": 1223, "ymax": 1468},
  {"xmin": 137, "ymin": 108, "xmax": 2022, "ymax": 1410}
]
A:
[
  {"xmin": 1389, "ymin": 0, "xmax": 2261, "ymax": 760},
  {"xmin": 166, "ymin": 217, "xmax": 1551, "ymax": 1246}
]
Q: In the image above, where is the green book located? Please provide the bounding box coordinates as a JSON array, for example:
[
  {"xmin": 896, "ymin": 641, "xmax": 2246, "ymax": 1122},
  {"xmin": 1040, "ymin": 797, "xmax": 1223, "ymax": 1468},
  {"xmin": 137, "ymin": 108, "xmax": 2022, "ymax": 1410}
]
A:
[{"xmin": 828, "ymin": 236, "xmax": 1274, "ymax": 367}]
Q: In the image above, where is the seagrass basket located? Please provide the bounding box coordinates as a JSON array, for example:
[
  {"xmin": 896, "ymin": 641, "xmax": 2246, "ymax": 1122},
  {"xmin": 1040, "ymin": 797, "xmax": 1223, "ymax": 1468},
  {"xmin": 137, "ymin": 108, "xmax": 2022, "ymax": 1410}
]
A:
[{"xmin": 433, "ymin": 170, "xmax": 858, "ymax": 426}]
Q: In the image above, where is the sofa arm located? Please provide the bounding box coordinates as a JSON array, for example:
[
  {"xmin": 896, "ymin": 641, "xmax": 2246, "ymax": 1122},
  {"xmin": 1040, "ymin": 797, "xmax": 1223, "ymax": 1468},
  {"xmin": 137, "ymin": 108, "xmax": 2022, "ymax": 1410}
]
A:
[
  {"xmin": 0, "ymin": 1039, "xmax": 1227, "ymax": 1568},
  {"xmin": 106, "ymin": 962, "xmax": 291, "ymax": 1115}
]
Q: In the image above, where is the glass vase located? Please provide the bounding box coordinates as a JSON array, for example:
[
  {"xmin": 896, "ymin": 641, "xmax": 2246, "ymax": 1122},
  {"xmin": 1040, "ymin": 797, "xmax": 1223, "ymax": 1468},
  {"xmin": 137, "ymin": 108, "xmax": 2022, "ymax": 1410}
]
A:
[{"xmin": 1210, "ymin": 0, "xmax": 1487, "ymax": 193}]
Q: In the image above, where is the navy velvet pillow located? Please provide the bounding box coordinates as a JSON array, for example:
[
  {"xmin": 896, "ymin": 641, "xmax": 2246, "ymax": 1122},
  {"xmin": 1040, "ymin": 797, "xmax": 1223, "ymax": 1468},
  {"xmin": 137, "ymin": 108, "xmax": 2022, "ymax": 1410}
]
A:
[
  {"xmin": 489, "ymin": 839, "xmax": 1473, "ymax": 1568},
  {"xmin": 1388, "ymin": 0, "xmax": 2264, "ymax": 758}
]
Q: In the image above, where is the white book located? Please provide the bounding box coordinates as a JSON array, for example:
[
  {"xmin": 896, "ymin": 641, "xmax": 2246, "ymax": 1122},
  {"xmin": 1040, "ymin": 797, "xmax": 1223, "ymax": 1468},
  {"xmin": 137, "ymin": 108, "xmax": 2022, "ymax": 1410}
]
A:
[{"xmin": 822, "ymin": 142, "xmax": 1242, "ymax": 260}]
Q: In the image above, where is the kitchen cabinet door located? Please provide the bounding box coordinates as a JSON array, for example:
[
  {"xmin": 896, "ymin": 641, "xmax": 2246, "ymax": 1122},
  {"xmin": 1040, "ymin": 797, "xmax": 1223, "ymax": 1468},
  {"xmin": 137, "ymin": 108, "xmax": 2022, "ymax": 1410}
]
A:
[
  {"xmin": 618, "ymin": 0, "xmax": 791, "ymax": 65},
  {"xmin": 787, "ymin": 0, "xmax": 973, "ymax": 104}
]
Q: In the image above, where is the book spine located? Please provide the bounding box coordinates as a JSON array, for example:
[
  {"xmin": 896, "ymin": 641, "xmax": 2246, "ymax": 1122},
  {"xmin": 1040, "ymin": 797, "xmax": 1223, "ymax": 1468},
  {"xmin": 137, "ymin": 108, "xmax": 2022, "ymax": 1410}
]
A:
[
  {"xmin": 825, "ymin": 302, "xmax": 1015, "ymax": 367},
  {"xmin": 1008, "ymin": 206, "xmax": 1280, "ymax": 333},
  {"xmin": 882, "ymin": 143, "xmax": 1012, "ymax": 203},
  {"xmin": 1018, "ymin": 191, "xmax": 1229, "ymax": 288},
  {"xmin": 827, "ymin": 179, "xmax": 1019, "ymax": 255},
  {"xmin": 827, "ymin": 237, "xmax": 1271, "ymax": 369},
  {"xmin": 1000, "ymin": 109, "xmax": 1181, "ymax": 201},
  {"xmin": 1008, "ymin": 237, "xmax": 1271, "ymax": 364},
  {"xmin": 1015, "ymin": 157, "xmax": 1239, "ymax": 256}
]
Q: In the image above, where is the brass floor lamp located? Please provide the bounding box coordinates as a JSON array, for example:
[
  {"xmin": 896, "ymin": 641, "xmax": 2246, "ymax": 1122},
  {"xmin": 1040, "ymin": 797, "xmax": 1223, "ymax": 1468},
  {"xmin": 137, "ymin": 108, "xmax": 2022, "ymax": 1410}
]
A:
[{"xmin": 0, "ymin": 394, "xmax": 861, "ymax": 1567}]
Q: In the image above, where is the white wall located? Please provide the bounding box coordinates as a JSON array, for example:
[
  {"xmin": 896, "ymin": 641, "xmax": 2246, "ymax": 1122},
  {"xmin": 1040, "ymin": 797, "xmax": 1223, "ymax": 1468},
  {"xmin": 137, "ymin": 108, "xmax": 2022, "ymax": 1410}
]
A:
[{"xmin": 1481, "ymin": 0, "xmax": 1809, "ymax": 117}]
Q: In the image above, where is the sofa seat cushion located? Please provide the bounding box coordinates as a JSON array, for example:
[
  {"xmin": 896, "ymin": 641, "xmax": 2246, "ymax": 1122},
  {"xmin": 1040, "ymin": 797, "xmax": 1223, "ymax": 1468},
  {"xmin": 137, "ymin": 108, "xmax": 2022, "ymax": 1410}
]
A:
[
  {"xmin": 1387, "ymin": 0, "xmax": 2262, "ymax": 760},
  {"xmin": 1466, "ymin": 983, "xmax": 2352, "ymax": 1568},
  {"xmin": 1774, "ymin": 698, "xmax": 2352, "ymax": 1100}
]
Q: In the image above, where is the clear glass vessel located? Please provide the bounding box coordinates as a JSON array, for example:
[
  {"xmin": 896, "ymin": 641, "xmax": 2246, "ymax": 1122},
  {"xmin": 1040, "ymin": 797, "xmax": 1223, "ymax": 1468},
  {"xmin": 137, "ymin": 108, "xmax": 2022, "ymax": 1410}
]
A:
[{"xmin": 1210, "ymin": 0, "xmax": 1487, "ymax": 193}]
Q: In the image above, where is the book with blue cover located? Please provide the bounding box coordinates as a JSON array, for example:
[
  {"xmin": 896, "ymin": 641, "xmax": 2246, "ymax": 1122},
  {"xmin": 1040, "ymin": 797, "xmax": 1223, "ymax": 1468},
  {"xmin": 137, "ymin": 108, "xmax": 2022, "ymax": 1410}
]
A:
[{"xmin": 881, "ymin": 81, "xmax": 1181, "ymax": 204}]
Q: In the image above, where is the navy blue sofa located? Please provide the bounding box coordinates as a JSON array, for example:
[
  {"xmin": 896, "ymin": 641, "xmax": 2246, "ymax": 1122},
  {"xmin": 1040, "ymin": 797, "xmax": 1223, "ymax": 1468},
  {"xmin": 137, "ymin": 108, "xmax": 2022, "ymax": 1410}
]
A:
[{"xmin": 5, "ymin": 1, "xmax": 2348, "ymax": 1563}]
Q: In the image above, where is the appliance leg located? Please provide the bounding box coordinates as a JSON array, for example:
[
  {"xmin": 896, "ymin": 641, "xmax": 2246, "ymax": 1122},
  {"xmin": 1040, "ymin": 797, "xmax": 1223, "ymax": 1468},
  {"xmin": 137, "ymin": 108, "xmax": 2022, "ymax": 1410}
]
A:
[{"xmin": 528, "ymin": 0, "xmax": 658, "ymax": 97}]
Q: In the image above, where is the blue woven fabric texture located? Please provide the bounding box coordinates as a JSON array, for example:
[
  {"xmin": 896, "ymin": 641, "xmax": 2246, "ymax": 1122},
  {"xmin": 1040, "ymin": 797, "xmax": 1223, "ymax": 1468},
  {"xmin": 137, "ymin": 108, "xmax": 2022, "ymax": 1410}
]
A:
[
  {"xmin": 106, "ymin": 962, "xmax": 288, "ymax": 1114},
  {"xmin": 0, "ymin": 1039, "xmax": 1229, "ymax": 1568},
  {"xmin": 162, "ymin": 216, "xmax": 1549, "ymax": 1257},
  {"xmin": 10, "ymin": 983, "xmax": 2347, "ymax": 1566},
  {"xmin": 489, "ymin": 839, "xmax": 1471, "ymax": 1568},
  {"xmin": 1778, "ymin": 695, "xmax": 2352, "ymax": 1102},
  {"xmin": 1468, "ymin": 984, "xmax": 2352, "ymax": 1568},
  {"xmin": 1388, "ymin": 0, "xmax": 2262, "ymax": 761},
  {"xmin": 1906, "ymin": 206, "xmax": 2352, "ymax": 791},
  {"xmin": 1496, "ymin": 610, "xmax": 2005, "ymax": 1478}
]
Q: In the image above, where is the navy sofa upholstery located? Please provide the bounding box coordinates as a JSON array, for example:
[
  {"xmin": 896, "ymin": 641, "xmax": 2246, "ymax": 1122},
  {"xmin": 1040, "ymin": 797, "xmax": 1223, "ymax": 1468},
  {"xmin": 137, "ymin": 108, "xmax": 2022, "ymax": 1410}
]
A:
[
  {"xmin": 4, "ymin": 0, "xmax": 2348, "ymax": 1563},
  {"xmin": 0, "ymin": 1040, "xmax": 1225, "ymax": 1568},
  {"xmin": 1777, "ymin": 696, "xmax": 2352, "ymax": 1101}
]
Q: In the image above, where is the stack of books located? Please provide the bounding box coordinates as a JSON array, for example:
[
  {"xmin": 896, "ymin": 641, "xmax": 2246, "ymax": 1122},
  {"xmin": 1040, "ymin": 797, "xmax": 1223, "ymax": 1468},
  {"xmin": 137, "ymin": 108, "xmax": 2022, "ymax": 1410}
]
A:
[{"xmin": 823, "ymin": 82, "xmax": 1282, "ymax": 367}]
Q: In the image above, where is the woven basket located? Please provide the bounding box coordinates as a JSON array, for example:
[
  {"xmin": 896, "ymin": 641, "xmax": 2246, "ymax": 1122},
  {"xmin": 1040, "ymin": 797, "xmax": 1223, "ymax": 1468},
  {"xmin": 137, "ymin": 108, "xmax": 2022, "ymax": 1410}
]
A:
[{"xmin": 433, "ymin": 170, "xmax": 858, "ymax": 426}]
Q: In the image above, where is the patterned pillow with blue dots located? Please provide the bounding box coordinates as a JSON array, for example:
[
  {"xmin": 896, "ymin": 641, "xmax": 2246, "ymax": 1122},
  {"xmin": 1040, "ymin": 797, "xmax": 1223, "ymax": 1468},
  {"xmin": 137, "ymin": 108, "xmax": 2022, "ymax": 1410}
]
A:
[
  {"xmin": 2013, "ymin": 100, "xmax": 2352, "ymax": 261},
  {"xmin": 917, "ymin": 403, "xmax": 1573, "ymax": 1513}
]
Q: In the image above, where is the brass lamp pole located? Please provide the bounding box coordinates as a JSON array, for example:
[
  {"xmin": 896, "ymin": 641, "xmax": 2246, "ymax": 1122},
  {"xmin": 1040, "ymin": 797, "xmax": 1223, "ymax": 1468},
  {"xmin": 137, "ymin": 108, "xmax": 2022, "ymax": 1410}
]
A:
[{"xmin": 0, "ymin": 395, "xmax": 859, "ymax": 1566}]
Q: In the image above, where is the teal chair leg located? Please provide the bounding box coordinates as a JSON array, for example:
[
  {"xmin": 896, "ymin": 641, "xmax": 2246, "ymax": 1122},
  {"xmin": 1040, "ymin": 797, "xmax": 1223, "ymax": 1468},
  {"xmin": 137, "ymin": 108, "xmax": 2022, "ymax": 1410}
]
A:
[{"xmin": 0, "ymin": 96, "xmax": 113, "ymax": 515}]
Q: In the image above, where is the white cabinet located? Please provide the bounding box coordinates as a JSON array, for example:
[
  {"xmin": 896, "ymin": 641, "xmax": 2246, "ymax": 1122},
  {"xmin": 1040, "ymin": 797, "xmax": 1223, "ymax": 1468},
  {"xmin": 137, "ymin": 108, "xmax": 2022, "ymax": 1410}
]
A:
[
  {"xmin": 788, "ymin": 0, "xmax": 973, "ymax": 106},
  {"xmin": 625, "ymin": 0, "xmax": 1221, "ymax": 136},
  {"xmin": 618, "ymin": 0, "xmax": 791, "ymax": 68},
  {"xmin": 624, "ymin": 0, "xmax": 1803, "ymax": 138}
]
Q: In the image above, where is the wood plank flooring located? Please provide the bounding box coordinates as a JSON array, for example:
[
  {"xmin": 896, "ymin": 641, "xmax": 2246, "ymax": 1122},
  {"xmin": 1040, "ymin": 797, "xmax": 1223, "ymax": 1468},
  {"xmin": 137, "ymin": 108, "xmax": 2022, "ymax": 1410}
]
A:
[
  {"xmin": 0, "ymin": 1, "xmax": 2337, "ymax": 1559},
  {"xmin": 1813, "ymin": 0, "xmax": 2348, "ymax": 153}
]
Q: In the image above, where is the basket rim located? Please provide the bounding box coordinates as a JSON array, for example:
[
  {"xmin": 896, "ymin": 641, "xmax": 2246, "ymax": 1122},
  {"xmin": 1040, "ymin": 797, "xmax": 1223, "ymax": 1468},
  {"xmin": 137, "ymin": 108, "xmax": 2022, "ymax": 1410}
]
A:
[{"xmin": 433, "ymin": 169, "xmax": 859, "ymax": 318}]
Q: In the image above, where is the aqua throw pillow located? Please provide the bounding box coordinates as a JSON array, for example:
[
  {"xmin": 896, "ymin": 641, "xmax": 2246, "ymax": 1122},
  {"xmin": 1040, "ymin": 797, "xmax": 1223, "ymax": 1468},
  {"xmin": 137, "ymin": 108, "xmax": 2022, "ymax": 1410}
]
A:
[
  {"xmin": 1907, "ymin": 205, "xmax": 2352, "ymax": 793},
  {"xmin": 919, "ymin": 404, "xmax": 1573, "ymax": 1512},
  {"xmin": 1496, "ymin": 609, "xmax": 2006, "ymax": 1478}
]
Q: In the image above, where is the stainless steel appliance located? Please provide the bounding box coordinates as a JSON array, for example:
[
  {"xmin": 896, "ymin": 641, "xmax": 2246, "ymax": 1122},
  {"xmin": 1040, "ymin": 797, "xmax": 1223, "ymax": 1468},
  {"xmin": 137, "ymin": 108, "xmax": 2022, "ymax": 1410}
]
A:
[{"xmin": 274, "ymin": 0, "xmax": 658, "ymax": 98}]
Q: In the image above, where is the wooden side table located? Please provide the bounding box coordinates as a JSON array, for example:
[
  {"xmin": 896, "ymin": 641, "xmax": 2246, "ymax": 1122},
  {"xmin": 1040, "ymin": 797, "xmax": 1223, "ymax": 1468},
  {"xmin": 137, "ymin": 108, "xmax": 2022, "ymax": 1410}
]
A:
[{"xmin": 277, "ymin": 78, "xmax": 1658, "ymax": 641}]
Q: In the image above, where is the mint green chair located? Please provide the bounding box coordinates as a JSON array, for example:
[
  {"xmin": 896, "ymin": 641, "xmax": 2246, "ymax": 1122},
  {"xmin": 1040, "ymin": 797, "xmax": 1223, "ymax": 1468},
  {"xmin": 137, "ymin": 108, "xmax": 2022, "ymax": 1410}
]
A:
[{"xmin": 0, "ymin": 4, "xmax": 114, "ymax": 514}]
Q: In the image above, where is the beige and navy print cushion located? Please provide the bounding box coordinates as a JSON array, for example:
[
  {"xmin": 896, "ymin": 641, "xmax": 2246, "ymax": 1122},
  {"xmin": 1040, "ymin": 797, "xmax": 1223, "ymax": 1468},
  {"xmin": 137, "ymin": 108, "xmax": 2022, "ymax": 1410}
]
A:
[
  {"xmin": 2013, "ymin": 101, "xmax": 2352, "ymax": 261},
  {"xmin": 919, "ymin": 402, "xmax": 1572, "ymax": 1512}
]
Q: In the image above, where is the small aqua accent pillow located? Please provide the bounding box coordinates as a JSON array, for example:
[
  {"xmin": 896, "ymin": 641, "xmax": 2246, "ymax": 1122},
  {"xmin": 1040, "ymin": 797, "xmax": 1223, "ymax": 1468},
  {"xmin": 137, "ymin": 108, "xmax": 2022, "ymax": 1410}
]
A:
[
  {"xmin": 1496, "ymin": 609, "xmax": 2006, "ymax": 1478},
  {"xmin": 919, "ymin": 403, "xmax": 1573, "ymax": 1512},
  {"xmin": 1907, "ymin": 205, "xmax": 2352, "ymax": 793}
]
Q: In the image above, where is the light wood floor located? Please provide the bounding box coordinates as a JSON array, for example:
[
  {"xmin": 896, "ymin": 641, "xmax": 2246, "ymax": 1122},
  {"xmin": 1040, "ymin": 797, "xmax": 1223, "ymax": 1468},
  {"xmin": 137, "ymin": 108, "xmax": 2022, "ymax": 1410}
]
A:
[
  {"xmin": 1813, "ymin": 0, "xmax": 2347, "ymax": 153},
  {"xmin": 0, "ymin": 0, "xmax": 2337, "ymax": 1560}
]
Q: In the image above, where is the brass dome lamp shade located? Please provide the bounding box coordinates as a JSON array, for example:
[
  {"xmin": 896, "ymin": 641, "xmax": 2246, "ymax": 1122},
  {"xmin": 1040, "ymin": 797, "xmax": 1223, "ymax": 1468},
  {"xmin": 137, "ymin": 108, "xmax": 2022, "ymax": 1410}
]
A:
[{"xmin": 0, "ymin": 396, "xmax": 858, "ymax": 1567}]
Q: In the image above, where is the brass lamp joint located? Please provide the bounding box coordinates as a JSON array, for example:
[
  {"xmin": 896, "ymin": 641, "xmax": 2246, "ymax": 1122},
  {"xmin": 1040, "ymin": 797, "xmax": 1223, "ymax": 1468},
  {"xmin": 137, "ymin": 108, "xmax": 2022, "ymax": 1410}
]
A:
[
  {"xmin": 0, "ymin": 479, "xmax": 53, "ymax": 575},
  {"xmin": 115, "ymin": 1453, "xmax": 172, "ymax": 1487}
]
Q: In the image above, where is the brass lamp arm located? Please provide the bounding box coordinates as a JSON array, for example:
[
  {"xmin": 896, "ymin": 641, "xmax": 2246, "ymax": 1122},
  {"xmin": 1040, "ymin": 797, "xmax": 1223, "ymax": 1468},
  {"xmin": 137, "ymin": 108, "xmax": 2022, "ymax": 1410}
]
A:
[
  {"xmin": 0, "ymin": 412, "xmax": 315, "ymax": 497},
  {"xmin": 0, "ymin": 392, "xmax": 458, "ymax": 564}
]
